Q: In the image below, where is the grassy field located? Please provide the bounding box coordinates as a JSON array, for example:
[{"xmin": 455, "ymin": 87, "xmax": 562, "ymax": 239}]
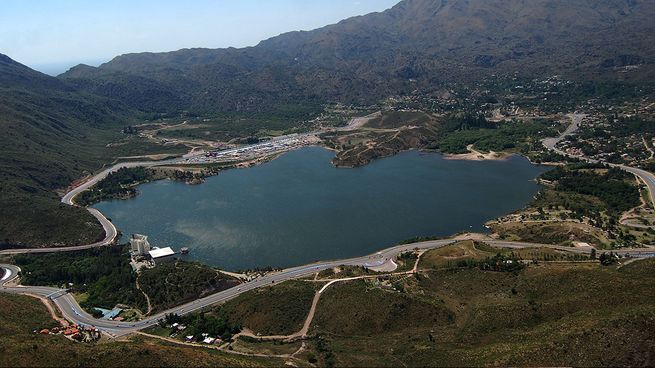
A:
[
  {"xmin": 306, "ymin": 259, "xmax": 655, "ymax": 367},
  {"xmin": 421, "ymin": 241, "xmax": 591, "ymax": 269},
  {"xmin": 232, "ymin": 336, "xmax": 302, "ymax": 356},
  {"xmin": 199, "ymin": 243, "xmax": 655, "ymax": 367},
  {"xmin": 316, "ymin": 266, "xmax": 379, "ymax": 280},
  {"xmin": 365, "ymin": 111, "xmax": 436, "ymax": 129},
  {"xmin": 0, "ymin": 293, "xmax": 280, "ymax": 367},
  {"xmin": 419, "ymin": 240, "xmax": 495, "ymax": 269},
  {"xmin": 490, "ymin": 221, "xmax": 611, "ymax": 246},
  {"xmin": 219, "ymin": 281, "xmax": 318, "ymax": 336}
]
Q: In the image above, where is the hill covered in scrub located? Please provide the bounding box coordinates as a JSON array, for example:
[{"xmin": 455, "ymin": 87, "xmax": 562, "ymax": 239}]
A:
[
  {"xmin": 3, "ymin": 0, "xmax": 655, "ymax": 248},
  {"xmin": 0, "ymin": 293, "xmax": 279, "ymax": 367},
  {"xmin": 0, "ymin": 54, "xmax": 131, "ymax": 248},
  {"xmin": 61, "ymin": 0, "xmax": 655, "ymax": 113}
]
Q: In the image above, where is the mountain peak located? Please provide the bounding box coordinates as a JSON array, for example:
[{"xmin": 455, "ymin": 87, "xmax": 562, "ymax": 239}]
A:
[
  {"xmin": 0, "ymin": 53, "xmax": 22, "ymax": 67},
  {"xmin": 58, "ymin": 0, "xmax": 655, "ymax": 113},
  {"xmin": 61, "ymin": 64, "xmax": 99, "ymax": 78}
]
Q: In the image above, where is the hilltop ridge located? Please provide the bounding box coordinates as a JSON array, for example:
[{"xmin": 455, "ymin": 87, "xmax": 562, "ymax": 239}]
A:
[{"xmin": 59, "ymin": 0, "xmax": 655, "ymax": 113}]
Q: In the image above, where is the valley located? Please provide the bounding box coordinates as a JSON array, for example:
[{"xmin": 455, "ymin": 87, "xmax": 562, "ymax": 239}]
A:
[{"xmin": 2, "ymin": 0, "xmax": 655, "ymax": 366}]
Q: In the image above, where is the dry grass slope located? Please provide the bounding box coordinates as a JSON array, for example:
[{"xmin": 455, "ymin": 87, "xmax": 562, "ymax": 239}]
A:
[{"xmin": 0, "ymin": 293, "xmax": 281, "ymax": 367}]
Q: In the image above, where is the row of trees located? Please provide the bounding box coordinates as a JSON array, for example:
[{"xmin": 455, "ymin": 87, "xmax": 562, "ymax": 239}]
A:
[{"xmin": 452, "ymin": 253, "xmax": 526, "ymax": 273}]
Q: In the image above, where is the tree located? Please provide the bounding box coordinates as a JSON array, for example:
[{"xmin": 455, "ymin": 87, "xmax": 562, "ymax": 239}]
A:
[
  {"xmin": 91, "ymin": 308, "xmax": 104, "ymax": 318},
  {"xmin": 599, "ymin": 252, "xmax": 619, "ymax": 266}
]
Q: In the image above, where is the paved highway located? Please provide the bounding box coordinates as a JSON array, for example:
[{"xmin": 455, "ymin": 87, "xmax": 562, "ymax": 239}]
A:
[
  {"xmin": 622, "ymin": 166, "xmax": 655, "ymax": 207},
  {"xmin": 545, "ymin": 114, "xmax": 655, "ymax": 209},
  {"xmin": 2, "ymin": 112, "xmax": 655, "ymax": 336},
  {"xmin": 0, "ymin": 239, "xmax": 451, "ymax": 337},
  {"xmin": 3, "ymin": 238, "xmax": 653, "ymax": 337}
]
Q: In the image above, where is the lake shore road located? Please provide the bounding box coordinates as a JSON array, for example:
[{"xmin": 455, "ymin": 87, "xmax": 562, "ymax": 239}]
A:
[
  {"xmin": 2, "ymin": 238, "xmax": 654, "ymax": 337},
  {"xmin": 3, "ymin": 112, "xmax": 655, "ymax": 256},
  {"xmin": 3, "ymin": 112, "xmax": 655, "ymax": 336}
]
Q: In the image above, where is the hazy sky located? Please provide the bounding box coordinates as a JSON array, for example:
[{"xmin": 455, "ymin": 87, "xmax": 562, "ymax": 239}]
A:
[{"xmin": 0, "ymin": 0, "xmax": 399, "ymax": 75}]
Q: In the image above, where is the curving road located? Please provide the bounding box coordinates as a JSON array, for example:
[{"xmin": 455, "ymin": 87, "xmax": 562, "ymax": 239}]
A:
[
  {"xmin": 0, "ymin": 239, "xmax": 451, "ymax": 337},
  {"xmin": 0, "ymin": 161, "xmax": 161, "ymax": 256},
  {"xmin": 2, "ymin": 112, "xmax": 655, "ymax": 336},
  {"xmin": 545, "ymin": 113, "xmax": 655, "ymax": 208},
  {"xmin": 2, "ymin": 238, "xmax": 653, "ymax": 338}
]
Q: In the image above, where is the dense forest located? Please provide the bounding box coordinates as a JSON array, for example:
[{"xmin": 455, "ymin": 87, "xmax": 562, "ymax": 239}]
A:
[{"xmin": 437, "ymin": 117, "xmax": 557, "ymax": 154}]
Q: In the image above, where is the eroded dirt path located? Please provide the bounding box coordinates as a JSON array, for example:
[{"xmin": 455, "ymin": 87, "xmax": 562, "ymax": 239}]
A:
[{"xmin": 136, "ymin": 277, "xmax": 153, "ymax": 315}]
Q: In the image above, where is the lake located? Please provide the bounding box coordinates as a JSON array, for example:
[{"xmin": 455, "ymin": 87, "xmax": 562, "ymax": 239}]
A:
[{"xmin": 96, "ymin": 147, "xmax": 549, "ymax": 271}]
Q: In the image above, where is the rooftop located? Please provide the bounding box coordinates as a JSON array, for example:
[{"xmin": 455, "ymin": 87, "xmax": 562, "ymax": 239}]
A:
[{"xmin": 149, "ymin": 247, "xmax": 175, "ymax": 259}]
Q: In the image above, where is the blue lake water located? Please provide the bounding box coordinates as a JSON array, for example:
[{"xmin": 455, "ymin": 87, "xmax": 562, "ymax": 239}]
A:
[{"xmin": 96, "ymin": 147, "xmax": 549, "ymax": 271}]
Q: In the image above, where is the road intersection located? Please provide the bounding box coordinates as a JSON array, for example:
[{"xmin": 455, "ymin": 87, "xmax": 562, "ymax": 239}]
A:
[
  {"xmin": 2, "ymin": 113, "xmax": 655, "ymax": 336},
  {"xmin": 2, "ymin": 238, "xmax": 654, "ymax": 337},
  {"xmin": 1, "ymin": 113, "xmax": 654, "ymax": 256}
]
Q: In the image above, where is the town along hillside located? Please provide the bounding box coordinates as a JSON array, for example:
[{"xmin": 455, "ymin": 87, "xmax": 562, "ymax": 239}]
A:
[{"xmin": 61, "ymin": 0, "xmax": 655, "ymax": 114}]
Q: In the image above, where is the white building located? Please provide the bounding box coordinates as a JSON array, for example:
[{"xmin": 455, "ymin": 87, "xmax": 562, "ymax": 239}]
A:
[
  {"xmin": 130, "ymin": 234, "xmax": 151, "ymax": 256},
  {"xmin": 149, "ymin": 247, "xmax": 176, "ymax": 264}
]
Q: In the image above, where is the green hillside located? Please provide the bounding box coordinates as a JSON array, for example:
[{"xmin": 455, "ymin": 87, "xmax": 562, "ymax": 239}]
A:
[
  {"xmin": 61, "ymin": 0, "xmax": 655, "ymax": 114},
  {"xmin": 213, "ymin": 246, "xmax": 655, "ymax": 367},
  {"xmin": 0, "ymin": 55, "xmax": 177, "ymax": 248}
]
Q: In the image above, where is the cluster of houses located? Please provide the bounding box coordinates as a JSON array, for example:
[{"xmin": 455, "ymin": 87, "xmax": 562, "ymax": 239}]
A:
[
  {"xmin": 166, "ymin": 322, "xmax": 223, "ymax": 345},
  {"xmin": 186, "ymin": 333, "xmax": 223, "ymax": 345},
  {"xmin": 35, "ymin": 324, "xmax": 101, "ymax": 343}
]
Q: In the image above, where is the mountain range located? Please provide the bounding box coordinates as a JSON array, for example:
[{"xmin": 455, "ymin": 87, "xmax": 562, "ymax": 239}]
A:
[
  {"xmin": 60, "ymin": 0, "xmax": 655, "ymax": 113},
  {"xmin": 1, "ymin": 0, "xmax": 655, "ymax": 247}
]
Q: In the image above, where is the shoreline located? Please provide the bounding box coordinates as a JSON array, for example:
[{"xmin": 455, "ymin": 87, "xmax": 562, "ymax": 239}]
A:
[
  {"xmin": 1, "ymin": 113, "xmax": 602, "ymax": 256},
  {"xmin": 442, "ymin": 145, "xmax": 513, "ymax": 162},
  {"xmin": 1, "ymin": 143, "xmax": 550, "ymax": 255}
]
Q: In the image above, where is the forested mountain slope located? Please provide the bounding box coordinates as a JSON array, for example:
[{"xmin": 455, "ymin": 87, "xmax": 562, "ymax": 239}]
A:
[{"xmin": 0, "ymin": 54, "xmax": 131, "ymax": 248}]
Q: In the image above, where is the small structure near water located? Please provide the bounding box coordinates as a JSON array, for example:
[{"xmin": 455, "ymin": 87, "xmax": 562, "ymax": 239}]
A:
[
  {"xmin": 130, "ymin": 234, "xmax": 151, "ymax": 256},
  {"xmin": 149, "ymin": 247, "xmax": 177, "ymax": 265},
  {"xmin": 128, "ymin": 233, "xmax": 180, "ymax": 270}
]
